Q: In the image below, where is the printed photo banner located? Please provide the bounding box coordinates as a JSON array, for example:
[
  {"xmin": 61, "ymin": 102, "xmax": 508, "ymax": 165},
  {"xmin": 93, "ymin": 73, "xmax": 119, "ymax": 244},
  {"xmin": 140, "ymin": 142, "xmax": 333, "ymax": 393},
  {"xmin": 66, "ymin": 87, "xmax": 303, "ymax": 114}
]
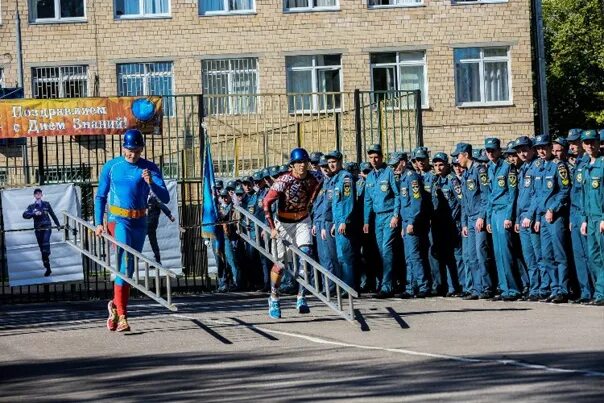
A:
[
  {"xmin": 1, "ymin": 184, "xmax": 83, "ymax": 286},
  {"xmin": 0, "ymin": 96, "xmax": 162, "ymax": 139}
]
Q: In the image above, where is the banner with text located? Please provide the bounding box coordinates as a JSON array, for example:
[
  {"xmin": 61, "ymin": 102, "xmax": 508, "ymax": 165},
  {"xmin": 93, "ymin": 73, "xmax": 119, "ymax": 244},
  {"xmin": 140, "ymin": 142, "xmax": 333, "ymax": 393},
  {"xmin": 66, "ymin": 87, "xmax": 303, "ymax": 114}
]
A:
[{"xmin": 0, "ymin": 96, "xmax": 162, "ymax": 139}]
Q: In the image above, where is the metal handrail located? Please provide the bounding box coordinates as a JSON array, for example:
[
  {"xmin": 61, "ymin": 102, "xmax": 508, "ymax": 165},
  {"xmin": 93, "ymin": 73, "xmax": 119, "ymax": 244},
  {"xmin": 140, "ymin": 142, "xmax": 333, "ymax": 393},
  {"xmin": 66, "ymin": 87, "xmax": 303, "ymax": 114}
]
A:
[
  {"xmin": 61, "ymin": 211, "xmax": 178, "ymax": 311},
  {"xmin": 233, "ymin": 205, "xmax": 358, "ymax": 323}
]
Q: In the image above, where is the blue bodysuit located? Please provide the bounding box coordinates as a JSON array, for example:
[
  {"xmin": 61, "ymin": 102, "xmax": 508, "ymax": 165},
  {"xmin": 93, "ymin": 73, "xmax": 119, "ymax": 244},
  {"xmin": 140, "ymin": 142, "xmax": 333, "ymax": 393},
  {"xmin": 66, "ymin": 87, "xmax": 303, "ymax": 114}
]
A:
[{"xmin": 95, "ymin": 156, "xmax": 169, "ymax": 286}]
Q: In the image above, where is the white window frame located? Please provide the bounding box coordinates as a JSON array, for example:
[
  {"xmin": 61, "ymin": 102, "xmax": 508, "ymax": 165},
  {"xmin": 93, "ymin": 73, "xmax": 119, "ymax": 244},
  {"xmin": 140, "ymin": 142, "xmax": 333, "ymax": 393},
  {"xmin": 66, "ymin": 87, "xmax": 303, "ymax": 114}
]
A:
[
  {"xmin": 454, "ymin": 47, "xmax": 512, "ymax": 107},
  {"xmin": 368, "ymin": 0, "xmax": 423, "ymax": 9},
  {"xmin": 116, "ymin": 61, "xmax": 175, "ymax": 116},
  {"xmin": 29, "ymin": 0, "xmax": 87, "ymax": 23},
  {"xmin": 286, "ymin": 55, "xmax": 343, "ymax": 113},
  {"xmin": 199, "ymin": 0, "xmax": 256, "ymax": 16},
  {"xmin": 370, "ymin": 51, "xmax": 429, "ymax": 109},
  {"xmin": 452, "ymin": 0, "xmax": 507, "ymax": 5},
  {"xmin": 202, "ymin": 58, "xmax": 259, "ymax": 115},
  {"xmin": 114, "ymin": 0, "xmax": 171, "ymax": 19},
  {"xmin": 283, "ymin": 0, "xmax": 339, "ymax": 13},
  {"xmin": 31, "ymin": 65, "xmax": 89, "ymax": 99}
]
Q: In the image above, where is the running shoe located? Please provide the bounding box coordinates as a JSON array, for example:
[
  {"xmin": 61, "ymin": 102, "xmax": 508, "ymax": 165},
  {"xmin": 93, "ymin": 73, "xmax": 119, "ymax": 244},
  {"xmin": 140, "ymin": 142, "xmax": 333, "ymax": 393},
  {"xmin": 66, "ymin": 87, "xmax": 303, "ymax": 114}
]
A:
[
  {"xmin": 268, "ymin": 297, "xmax": 281, "ymax": 319},
  {"xmin": 116, "ymin": 315, "xmax": 130, "ymax": 332},
  {"xmin": 106, "ymin": 300, "xmax": 118, "ymax": 331}
]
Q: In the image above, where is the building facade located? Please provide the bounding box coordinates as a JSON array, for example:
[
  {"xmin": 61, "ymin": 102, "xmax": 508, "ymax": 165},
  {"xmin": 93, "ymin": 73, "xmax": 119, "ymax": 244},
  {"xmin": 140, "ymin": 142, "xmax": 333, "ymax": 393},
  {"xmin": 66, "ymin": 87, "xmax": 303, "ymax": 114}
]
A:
[{"xmin": 0, "ymin": 0, "xmax": 534, "ymax": 170}]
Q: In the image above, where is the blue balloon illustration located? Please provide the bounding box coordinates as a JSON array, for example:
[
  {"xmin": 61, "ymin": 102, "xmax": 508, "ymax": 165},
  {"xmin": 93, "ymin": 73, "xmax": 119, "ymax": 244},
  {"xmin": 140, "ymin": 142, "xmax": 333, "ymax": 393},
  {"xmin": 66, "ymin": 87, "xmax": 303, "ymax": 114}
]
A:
[{"xmin": 131, "ymin": 98, "xmax": 156, "ymax": 122}]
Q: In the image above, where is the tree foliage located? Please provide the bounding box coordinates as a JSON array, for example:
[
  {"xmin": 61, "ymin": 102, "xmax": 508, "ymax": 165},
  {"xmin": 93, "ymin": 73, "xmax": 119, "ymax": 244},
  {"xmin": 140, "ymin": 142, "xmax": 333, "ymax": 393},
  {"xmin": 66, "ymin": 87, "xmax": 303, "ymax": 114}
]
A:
[{"xmin": 542, "ymin": 0, "xmax": 604, "ymax": 134}]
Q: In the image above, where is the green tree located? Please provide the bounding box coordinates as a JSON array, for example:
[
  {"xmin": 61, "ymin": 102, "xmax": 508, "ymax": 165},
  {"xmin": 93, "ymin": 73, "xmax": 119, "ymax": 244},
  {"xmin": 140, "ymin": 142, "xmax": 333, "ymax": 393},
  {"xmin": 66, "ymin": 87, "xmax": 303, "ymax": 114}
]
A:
[{"xmin": 543, "ymin": 0, "xmax": 604, "ymax": 135}]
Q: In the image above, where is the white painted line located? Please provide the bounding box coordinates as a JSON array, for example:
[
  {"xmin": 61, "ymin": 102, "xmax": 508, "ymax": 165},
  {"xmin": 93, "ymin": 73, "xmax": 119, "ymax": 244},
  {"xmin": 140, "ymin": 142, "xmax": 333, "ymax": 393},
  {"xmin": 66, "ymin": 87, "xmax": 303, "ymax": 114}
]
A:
[{"xmin": 253, "ymin": 327, "xmax": 604, "ymax": 378}]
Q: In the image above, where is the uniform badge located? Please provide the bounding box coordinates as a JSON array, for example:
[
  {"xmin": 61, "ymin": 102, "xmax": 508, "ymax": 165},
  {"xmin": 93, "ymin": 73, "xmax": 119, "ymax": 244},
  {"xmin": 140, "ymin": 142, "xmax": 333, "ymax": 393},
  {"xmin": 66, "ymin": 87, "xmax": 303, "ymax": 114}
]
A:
[
  {"xmin": 343, "ymin": 178, "xmax": 352, "ymax": 197},
  {"xmin": 509, "ymin": 172, "xmax": 517, "ymax": 187},
  {"xmin": 546, "ymin": 180, "xmax": 553, "ymax": 189},
  {"xmin": 576, "ymin": 172, "xmax": 583, "ymax": 184},
  {"xmin": 380, "ymin": 182, "xmax": 388, "ymax": 192},
  {"xmin": 411, "ymin": 180, "xmax": 421, "ymax": 199},
  {"xmin": 258, "ymin": 199, "xmax": 263, "ymax": 207},
  {"xmin": 558, "ymin": 164, "xmax": 569, "ymax": 186},
  {"xmin": 524, "ymin": 176, "xmax": 531, "ymax": 188},
  {"xmin": 394, "ymin": 174, "xmax": 401, "ymax": 182},
  {"xmin": 327, "ymin": 190, "xmax": 333, "ymax": 200},
  {"xmin": 443, "ymin": 189, "xmax": 450, "ymax": 200},
  {"xmin": 497, "ymin": 176, "xmax": 505, "ymax": 188},
  {"xmin": 479, "ymin": 171, "xmax": 488, "ymax": 186},
  {"xmin": 467, "ymin": 179, "xmax": 476, "ymax": 191},
  {"xmin": 454, "ymin": 184, "xmax": 462, "ymax": 195},
  {"xmin": 592, "ymin": 179, "xmax": 600, "ymax": 189},
  {"xmin": 401, "ymin": 187, "xmax": 408, "ymax": 197},
  {"xmin": 248, "ymin": 206, "xmax": 255, "ymax": 213}
]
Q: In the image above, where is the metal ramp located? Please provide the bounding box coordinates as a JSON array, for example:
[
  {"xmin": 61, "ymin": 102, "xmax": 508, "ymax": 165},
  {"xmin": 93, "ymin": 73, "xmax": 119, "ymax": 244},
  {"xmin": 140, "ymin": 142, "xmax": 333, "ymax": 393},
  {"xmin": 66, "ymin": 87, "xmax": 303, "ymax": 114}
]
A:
[
  {"xmin": 234, "ymin": 206, "xmax": 359, "ymax": 324},
  {"xmin": 61, "ymin": 212, "xmax": 178, "ymax": 311}
]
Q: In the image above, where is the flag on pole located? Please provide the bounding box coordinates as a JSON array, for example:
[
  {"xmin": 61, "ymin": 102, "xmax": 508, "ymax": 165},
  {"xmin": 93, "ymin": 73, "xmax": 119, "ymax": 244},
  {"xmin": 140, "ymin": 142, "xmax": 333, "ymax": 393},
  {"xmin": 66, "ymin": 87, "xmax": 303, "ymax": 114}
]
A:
[{"xmin": 201, "ymin": 138, "xmax": 220, "ymax": 240}]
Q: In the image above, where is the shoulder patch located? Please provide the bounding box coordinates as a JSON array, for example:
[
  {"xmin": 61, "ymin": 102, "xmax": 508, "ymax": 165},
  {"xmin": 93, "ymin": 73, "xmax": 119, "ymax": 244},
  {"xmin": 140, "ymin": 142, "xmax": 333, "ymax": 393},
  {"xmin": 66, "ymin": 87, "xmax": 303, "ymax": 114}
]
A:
[
  {"xmin": 479, "ymin": 167, "xmax": 488, "ymax": 186},
  {"xmin": 558, "ymin": 163, "xmax": 569, "ymax": 186}
]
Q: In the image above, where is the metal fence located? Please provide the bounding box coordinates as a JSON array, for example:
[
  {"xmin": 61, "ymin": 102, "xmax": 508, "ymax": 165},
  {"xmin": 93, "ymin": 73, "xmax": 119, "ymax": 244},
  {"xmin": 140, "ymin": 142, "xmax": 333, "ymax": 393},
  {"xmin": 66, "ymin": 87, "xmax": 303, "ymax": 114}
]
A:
[{"xmin": 0, "ymin": 90, "xmax": 422, "ymax": 304}]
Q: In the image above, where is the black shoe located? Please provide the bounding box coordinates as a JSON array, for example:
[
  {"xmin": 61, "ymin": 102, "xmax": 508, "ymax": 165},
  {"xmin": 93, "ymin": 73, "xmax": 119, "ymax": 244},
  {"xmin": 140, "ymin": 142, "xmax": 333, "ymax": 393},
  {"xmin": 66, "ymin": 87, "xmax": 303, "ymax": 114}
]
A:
[
  {"xmin": 479, "ymin": 292, "xmax": 494, "ymax": 299},
  {"xmin": 398, "ymin": 292, "xmax": 414, "ymax": 299},
  {"xmin": 490, "ymin": 295, "xmax": 504, "ymax": 301},
  {"xmin": 588, "ymin": 299, "xmax": 604, "ymax": 306},
  {"xmin": 552, "ymin": 295, "xmax": 568, "ymax": 304},
  {"xmin": 503, "ymin": 295, "xmax": 520, "ymax": 302},
  {"xmin": 415, "ymin": 291, "xmax": 430, "ymax": 299},
  {"xmin": 463, "ymin": 294, "xmax": 479, "ymax": 300},
  {"xmin": 527, "ymin": 295, "xmax": 540, "ymax": 302},
  {"xmin": 374, "ymin": 290, "xmax": 394, "ymax": 299},
  {"xmin": 571, "ymin": 298, "xmax": 591, "ymax": 304},
  {"xmin": 445, "ymin": 292, "xmax": 458, "ymax": 298},
  {"xmin": 539, "ymin": 294, "xmax": 553, "ymax": 302},
  {"xmin": 44, "ymin": 268, "xmax": 52, "ymax": 277}
]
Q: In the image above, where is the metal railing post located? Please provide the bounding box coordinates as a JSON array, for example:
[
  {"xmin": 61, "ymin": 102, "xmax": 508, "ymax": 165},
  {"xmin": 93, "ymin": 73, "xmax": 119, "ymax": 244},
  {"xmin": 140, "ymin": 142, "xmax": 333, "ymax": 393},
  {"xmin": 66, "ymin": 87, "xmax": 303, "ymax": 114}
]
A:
[
  {"xmin": 414, "ymin": 89, "xmax": 424, "ymax": 148},
  {"xmin": 354, "ymin": 89, "xmax": 362, "ymax": 162}
]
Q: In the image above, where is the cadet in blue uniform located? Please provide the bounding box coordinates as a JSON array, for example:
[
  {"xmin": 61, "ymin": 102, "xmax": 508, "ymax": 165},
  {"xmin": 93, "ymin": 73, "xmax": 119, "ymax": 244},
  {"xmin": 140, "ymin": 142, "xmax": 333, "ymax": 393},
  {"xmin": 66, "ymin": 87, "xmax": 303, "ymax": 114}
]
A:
[
  {"xmin": 432, "ymin": 152, "xmax": 462, "ymax": 296},
  {"xmin": 357, "ymin": 162, "xmax": 378, "ymax": 292},
  {"xmin": 312, "ymin": 156, "xmax": 340, "ymax": 293},
  {"xmin": 413, "ymin": 147, "xmax": 442, "ymax": 295},
  {"xmin": 218, "ymin": 188, "xmax": 242, "ymax": 291},
  {"xmin": 529, "ymin": 134, "xmax": 571, "ymax": 303},
  {"xmin": 95, "ymin": 129, "xmax": 169, "ymax": 332},
  {"xmin": 327, "ymin": 150, "xmax": 358, "ymax": 288},
  {"xmin": 452, "ymin": 157, "xmax": 471, "ymax": 295},
  {"xmin": 452, "ymin": 142, "xmax": 493, "ymax": 300},
  {"xmin": 484, "ymin": 138, "xmax": 521, "ymax": 300},
  {"xmin": 567, "ymin": 129, "xmax": 593, "ymax": 303},
  {"xmin": 363, "ymin": 144, "xmax": 400, "ymax": 298},
  {"xmin": 394, "ymin": 152, "xmax": 429, "ymax": 298},
  {"xmin": 514, "ymin": 136, "xmax": 550, "ymax": 300},
  {"xmin": 579, "ymin": 129, "xmax": 604, "ymax": 305},
  {"xmin": 22, "ymin": 188, "xmax": 61, "ymax": 277},
  {"xmin": 146, "ymin": 192, "xmax": 175, "ymax": 264}
]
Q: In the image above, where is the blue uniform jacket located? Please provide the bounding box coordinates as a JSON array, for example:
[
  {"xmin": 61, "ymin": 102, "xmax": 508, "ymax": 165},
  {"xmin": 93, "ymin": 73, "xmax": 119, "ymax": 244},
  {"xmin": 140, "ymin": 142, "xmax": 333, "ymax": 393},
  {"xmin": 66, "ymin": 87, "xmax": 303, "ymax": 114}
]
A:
[
  {"xmin": 95, "ymin": 156, "xmax": 169, "ymax": 225},
  {"xmin": 23, "ymin": 200, "xmax": 60, "ymax": 229},
  {"xmin": 570, "ymin": 154, "xmax": 589, "ymax": 217},
  {"xmin": 332, "ymin": 169, "xmax": 356, "ymax": 226},
  {"xmin": 486, "ymin": 158, "xmax": 518, "ymax": 224},
  {"xmin": 581, "ymin": 155, "xmax": 604, "ymax": 222},
  {"xmin": 399, "ymin": 168, "xmax": 424, "ymax": 226},
  {"xmin": 461, "ymin": 161, "xmax": 489, "ymax": 227},
  {"xmin": 528, "ymin": 158, "xmax": 571, "ymax": 221},
  {"xmin": 435, "ymin": 173, "xmax": 462, "ymax": 224},
  {"xmin": 364, "ymin": 165, "xmax": 400, "ymax": 224},
  {"xmin": 516, "ymin": 158, "xmax": 540, "ymax": 223}
]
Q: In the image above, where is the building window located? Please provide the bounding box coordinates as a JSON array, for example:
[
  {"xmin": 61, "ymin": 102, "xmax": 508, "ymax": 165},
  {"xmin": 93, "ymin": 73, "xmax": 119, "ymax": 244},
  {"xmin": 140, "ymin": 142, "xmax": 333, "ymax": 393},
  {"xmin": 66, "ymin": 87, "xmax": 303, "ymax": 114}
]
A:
[
  {"xmin": 454, "ymin": 47, "xmax": 511, "ymax": 106},
  {"xmin": 286, "ymin": 55, "xmax": 342, "ymax": 113},
  {"xmin": 117, "ymin": 62, "xmax": 174, "ymax": 116},
  {"xmin": 368, "ymin": 0, "xmax": 422, "ymax": 8},
  {"xmin": 199, "ymin": 0, "xmax": 255, "ymax": 15},
  {"xmin": 284, "ymin": 0, "xmax": 338, "ymax": 11},
  {"xmin": 115, "ymin": 0, "xmax": 170, "ymax": 18},
  {"xmin": 371, "ymin": 51, "xmax": 427, "ymax": 108},
  {"xmin": 32, "ymin": 65, "xmax": 88, "ymax": 99},
  {"xmin": 202, "ymin": 58, "xmax": 258, "ymax": 115},
  {"xmin": 0, "ymin": 68, "xmax": 4, "ymax": 88},
  {"xmin": 29, "ymin": 0, "xmax": 86, "ymax": 22},
  {"xmin": 452, "ymin": 1, "xmax": 507, "ymax": 4}
]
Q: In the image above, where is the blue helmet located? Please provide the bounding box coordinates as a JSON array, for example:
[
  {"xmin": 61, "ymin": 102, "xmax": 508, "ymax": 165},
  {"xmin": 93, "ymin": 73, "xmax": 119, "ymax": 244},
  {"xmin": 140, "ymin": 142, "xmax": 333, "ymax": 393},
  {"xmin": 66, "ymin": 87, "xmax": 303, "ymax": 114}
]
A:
[
  {"xmin": 123, "ymin": 129, "xmax": 145, "ymax": 150},
  {"xmin": 290, "ymin": 147, "xmax": 310, "ymax": 164}
]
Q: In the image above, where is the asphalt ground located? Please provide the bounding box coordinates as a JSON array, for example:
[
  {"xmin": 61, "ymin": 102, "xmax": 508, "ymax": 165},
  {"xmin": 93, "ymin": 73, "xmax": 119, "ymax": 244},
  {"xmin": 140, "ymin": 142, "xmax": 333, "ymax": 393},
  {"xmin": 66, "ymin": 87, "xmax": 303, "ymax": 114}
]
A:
[{"xmin": 0, "ymin": 293, "xmax": 603, "ymax": 402}]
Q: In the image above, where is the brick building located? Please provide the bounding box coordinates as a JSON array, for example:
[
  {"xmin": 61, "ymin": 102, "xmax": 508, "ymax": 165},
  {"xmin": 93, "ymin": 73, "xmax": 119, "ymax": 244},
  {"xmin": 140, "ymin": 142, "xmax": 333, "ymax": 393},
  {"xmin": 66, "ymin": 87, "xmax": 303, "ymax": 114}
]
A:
[{"xmin": 0, "ymin": 0, "xmax": 534, "ymax": 177}]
